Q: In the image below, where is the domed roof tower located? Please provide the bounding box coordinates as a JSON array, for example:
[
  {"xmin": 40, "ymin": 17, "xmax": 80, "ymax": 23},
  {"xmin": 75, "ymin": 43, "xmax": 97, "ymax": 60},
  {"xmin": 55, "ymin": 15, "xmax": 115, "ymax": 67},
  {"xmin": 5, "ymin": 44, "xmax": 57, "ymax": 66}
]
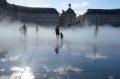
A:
[{"xmin": 66, "ymin": 3, "xmax": 75, "ymax": 14}]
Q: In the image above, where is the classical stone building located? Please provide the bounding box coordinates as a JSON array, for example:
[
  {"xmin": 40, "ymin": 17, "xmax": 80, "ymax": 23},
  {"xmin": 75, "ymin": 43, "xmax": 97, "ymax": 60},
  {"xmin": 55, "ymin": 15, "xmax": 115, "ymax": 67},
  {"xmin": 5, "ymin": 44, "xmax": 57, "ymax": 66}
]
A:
[
  {"xmin": 0, "ymin": 0, "xmax": 12, "ymax": 21},
  {"xmin": 59, "ymin": 3, "xmax": 76, "ymax": 26},
  {"xmin": 76, "ymin": 15, "xmax": 84, "ymax": 25},
  {"xmin": 0, "ymin": 0, "xmax": 59, "ymax": 26},
  {"xmin": 84, "ymin": 9, "xmax": 120, "ymax": 26}
]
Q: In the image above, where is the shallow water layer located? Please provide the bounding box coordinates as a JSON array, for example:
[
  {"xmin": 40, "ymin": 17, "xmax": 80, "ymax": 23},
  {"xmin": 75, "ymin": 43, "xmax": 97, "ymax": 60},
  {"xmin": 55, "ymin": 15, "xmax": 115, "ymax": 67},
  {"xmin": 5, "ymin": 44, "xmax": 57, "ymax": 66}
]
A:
[{"xmin": 0, "ymin": 22, "xmax": 120, "ymax": 79}]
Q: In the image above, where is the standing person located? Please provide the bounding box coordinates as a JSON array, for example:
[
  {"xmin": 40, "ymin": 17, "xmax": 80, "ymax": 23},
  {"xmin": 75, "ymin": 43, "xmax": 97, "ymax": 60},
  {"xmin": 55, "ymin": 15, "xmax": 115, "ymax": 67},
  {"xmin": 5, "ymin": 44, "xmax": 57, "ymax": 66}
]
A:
[
  {"xmin": 93, "ymin": 26, "xmax": 99, "ymax": 38},
  {"xmin": 60, "ymin": 32, "xmax": 64, "ymax": 39},
  {"xmin": 55, "ymin": 25, "xmax": 60, "ymax": 39},
  {"xmin": 19, "ymin": 26, "xmax": 23, "ymax": 33},
  {"xmin": 22, "ymin": 24, "xmax": 27, "ymax": 38},
  {"xmin": 60, "ymin": 32, "xmax": 64, "ymax": 48},
  {"xmin": 36, "ymin": 25, "xmax": 39, "ymax": 32},
  {"xmin": 23, "ymin": 24, "xmax": 27, "ymax": 33},
  {"xmin": 36, "ymin": 25, "xmax": 39, "ymax": 36}
]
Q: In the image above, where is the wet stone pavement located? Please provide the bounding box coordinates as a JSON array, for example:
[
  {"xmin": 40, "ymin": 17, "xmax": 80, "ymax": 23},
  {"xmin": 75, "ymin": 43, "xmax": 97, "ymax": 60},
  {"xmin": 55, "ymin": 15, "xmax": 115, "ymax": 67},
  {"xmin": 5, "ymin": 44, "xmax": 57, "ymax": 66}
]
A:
[{"xmin": 0, "ymin": 46, "xmax": 120, "ymax": 79}]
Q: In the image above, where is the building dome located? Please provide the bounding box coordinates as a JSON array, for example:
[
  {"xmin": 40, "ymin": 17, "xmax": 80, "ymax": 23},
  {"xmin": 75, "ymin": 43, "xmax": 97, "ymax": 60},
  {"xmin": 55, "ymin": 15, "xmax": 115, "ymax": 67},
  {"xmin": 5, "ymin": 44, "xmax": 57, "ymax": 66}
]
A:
[{"xmin": 66, "ymin": 8, "xmax": 75, "ymax": 14}]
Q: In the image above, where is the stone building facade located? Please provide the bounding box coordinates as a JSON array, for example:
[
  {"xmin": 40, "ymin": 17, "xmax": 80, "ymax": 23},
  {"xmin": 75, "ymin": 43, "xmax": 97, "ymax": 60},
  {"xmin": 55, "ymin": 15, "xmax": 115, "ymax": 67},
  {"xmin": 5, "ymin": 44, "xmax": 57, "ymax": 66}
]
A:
[
  {"xmin": 59, "ymin": 3, "xmax": 76, "ymax": 26},
  {"xmin": 0, "ymin": 0, "xmax": 59, "ymax": 26},
  {"xmin": 84, "ymin": 9, "xmax": 120, "ymax": 26}
]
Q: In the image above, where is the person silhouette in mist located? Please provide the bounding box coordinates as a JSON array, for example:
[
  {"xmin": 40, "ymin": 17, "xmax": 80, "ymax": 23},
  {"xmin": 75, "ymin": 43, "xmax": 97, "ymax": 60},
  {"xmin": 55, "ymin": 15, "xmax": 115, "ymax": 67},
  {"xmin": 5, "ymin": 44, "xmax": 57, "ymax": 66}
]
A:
[
  {"xmin": 93, "ymin": 26, "xmax": 99, "ymax": 38},
  {"xmin": 23, "ymin": 24, "xmax": 27, "ymax": 32},
  {"xmin": 36, "ymin": 25, "xmax": 39, "ymax": 36},
  {"xmin": 60, "ymin": 32, "xmax": 64, "ymax": 39},
  {"xmin": 55, "ymin": 25, "xmax": 60, "ymax": 39},
  {"xmin": 23, "ymin": 24, "xmax": 27, "ymax": 36},
  {"xmin": 19, "ymin": 26, "xmax": 23, "ymax": 33}
]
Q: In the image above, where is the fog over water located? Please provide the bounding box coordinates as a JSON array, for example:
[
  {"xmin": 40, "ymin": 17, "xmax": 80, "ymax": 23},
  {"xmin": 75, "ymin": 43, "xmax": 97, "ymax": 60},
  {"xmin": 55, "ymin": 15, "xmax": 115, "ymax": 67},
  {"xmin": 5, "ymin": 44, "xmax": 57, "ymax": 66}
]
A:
[{"xmin": 0, "ymin": 21, "xmax": 120, "ymax": 52}]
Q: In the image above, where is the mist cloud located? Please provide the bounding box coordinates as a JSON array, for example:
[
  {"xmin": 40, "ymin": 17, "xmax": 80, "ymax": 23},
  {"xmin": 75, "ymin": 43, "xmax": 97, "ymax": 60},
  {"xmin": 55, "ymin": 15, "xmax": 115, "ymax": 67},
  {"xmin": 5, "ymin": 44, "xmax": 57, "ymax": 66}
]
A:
[{"xmin": 0, "ymin": 21, "xmax": 120, "ymax": 53}]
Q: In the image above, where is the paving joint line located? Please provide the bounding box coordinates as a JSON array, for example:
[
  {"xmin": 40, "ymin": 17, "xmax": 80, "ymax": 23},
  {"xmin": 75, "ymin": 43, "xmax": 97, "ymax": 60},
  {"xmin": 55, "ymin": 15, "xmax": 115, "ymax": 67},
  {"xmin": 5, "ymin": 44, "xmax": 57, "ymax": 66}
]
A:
[{"xmin": 19, "ymin": 46, "xmax": 38, "ymax": 79}]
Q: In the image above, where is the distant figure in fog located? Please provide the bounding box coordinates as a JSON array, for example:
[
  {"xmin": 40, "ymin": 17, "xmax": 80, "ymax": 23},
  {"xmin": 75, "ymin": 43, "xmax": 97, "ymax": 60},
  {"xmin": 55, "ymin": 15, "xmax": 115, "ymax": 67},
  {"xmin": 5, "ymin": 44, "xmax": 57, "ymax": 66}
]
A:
[
  {"xmin": 36, "ymin": 25, "xmax": 39, "ymax": 36},
  {"xmin": 55, "ymin": 26, "xmax": 60, "ymax": 39},
  {"xmin": 19, "ymin": 26, "xmax": 23, "ymax": 33},
  {"xmin": 93, "ymin": 26, "xmax": 99, "ymax": 38},
  {"xmin": 22, "ymin": 24, "xmax": 27, "ymax": 36},
  {"xmin": 36, "ymin": 25, "xmax": 39, "ymax": 32},
  {"xmin": 23, "ymin": 24, "xmax": 27, "ymax": 33},
  {"xmin": 19, "ymin": 24, "xmax": 27, "ymax": 42},
  {"xmin": 19, "ymin": 24, "xmax": 27, "ymax": 33}
]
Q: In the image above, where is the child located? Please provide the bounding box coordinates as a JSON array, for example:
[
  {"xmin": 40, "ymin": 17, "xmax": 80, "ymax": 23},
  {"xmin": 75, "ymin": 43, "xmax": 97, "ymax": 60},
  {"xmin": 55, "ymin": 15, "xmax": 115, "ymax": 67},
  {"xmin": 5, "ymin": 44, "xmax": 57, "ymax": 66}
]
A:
[{"xmin": 60, "ymin": 32, "xmax": 64, "ymax": 39}]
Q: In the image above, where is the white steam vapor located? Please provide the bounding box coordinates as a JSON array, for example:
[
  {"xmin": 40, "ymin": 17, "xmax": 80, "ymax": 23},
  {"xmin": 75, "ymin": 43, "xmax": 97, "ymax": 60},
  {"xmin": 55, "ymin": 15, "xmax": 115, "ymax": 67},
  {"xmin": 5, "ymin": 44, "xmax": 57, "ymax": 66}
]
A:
[{"xmin": 0, "ymin": 21, "xmax": 120, "ymax": 54}]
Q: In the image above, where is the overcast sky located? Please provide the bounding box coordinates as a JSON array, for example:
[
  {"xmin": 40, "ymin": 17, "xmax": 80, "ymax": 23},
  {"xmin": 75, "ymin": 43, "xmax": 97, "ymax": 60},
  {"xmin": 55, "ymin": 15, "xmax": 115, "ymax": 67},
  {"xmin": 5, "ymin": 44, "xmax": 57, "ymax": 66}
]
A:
[{"xmin": 7, "ymin": 0, "xmax": 120, "ymax": 16}]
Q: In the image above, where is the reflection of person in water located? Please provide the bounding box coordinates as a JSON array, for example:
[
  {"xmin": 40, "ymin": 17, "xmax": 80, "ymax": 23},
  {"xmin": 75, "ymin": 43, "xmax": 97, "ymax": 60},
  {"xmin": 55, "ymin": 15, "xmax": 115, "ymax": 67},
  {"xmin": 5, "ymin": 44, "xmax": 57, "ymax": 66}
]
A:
[
  {"xmin": 93, "ymin": 42, "xmax": 97, "ymax": 56},
  {"xmin": 93, "ymin": 26, "xmax": 99, "ymax": 38},
  {"xmin": 55, "ymin": 32, "xmax": 64, "ymax": 54},
  {"xmin": 55, "ymin": 38, "xmax": 59, "ymax": 54},
  {"xmin": 55, "ymin": 26, "xmax": 60, "ymax": 39}
]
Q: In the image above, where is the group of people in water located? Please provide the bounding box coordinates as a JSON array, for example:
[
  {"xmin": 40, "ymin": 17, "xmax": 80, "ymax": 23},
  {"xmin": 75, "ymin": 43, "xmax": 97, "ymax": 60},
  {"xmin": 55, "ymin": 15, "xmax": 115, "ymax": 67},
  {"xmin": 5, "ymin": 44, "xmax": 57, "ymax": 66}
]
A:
[
  {"xmin": 19, "ymin": 24, "xmax": 64, "ymax": 54},
  {"xmin": 19, "ymin": 24, "xmax": 99, "ymax": 54},
  {"xmin": 54, "ymin": 25, "xmax": 64, "ymax": 54},
  {"xmin": 55, "ymin": 25, "xmax": 64, "ymax": 39},
  {"xmin": 19, "ymin": 24, "xmax": 98, "ymax": 39},
  {"xmin": 19, "ymin": 24, "xmax": 64, "ymax": 39}
]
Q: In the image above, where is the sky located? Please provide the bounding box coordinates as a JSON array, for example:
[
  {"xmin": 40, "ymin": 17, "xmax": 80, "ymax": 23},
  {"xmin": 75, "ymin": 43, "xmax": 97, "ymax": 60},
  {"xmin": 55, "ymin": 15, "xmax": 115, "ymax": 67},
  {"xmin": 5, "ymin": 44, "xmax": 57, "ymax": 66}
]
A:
[{"xmin": 7, "ymin": 0, "xmax": 120, "ymax": 16}]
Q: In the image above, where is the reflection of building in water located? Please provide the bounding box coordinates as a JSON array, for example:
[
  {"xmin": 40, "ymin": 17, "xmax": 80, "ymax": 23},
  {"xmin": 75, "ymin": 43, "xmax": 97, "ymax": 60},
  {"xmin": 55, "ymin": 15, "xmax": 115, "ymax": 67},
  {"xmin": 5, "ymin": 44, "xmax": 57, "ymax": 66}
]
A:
[
  {"xmin": 0, "ymin": 0, "xmax": 59, "ymax": 26},
  {"xmin": 59, "ymin": 3, "xmax": 76, "ymax": 26},
  {"xmin": 84, "ymin": 9, "xmax": 120, "ymax": 26}
]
